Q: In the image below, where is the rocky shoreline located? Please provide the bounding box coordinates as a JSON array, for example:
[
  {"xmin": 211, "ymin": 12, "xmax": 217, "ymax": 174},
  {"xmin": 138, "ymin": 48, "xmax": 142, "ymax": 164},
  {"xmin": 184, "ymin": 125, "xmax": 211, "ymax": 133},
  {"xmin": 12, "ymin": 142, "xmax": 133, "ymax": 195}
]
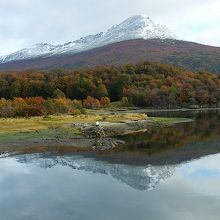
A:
[{"xmin": 0, "ymin": 115, "xmax": 193, "ymax": 156}]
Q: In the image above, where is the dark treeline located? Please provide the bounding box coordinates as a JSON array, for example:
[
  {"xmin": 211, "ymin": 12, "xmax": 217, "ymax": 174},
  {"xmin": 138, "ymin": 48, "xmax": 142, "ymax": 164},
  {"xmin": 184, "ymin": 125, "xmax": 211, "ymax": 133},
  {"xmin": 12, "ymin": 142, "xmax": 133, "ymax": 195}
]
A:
[{"xmin": 0, "ymin": 61, "xmax": 220, "ymax": 108}]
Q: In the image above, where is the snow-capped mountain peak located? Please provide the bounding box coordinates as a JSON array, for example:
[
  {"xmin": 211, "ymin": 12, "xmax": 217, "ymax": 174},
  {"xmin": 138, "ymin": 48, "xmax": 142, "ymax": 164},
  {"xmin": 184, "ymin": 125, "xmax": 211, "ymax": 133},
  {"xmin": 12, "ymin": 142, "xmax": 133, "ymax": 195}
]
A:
[
  {"xmin": 101, "ymin": 15, "xmax": 176, "ymax": 44},
  {"xmin": 0, "ymin": 15, "xmax": 177, "ymax": 64}
]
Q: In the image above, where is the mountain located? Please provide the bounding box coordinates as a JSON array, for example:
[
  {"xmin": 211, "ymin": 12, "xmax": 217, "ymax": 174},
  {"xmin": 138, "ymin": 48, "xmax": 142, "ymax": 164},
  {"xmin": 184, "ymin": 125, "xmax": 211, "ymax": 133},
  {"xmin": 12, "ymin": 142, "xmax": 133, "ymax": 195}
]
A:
[
  {"xmin": 1, "ymin": 39, "xmax": 220, "ymax": 74},
  {"xmin": 0, "ymin": 15, "xmax": 176, "ymax": 64},
  {"xmin": 0, "ymin": 15, "xmax": 220, "ymax": 74}
]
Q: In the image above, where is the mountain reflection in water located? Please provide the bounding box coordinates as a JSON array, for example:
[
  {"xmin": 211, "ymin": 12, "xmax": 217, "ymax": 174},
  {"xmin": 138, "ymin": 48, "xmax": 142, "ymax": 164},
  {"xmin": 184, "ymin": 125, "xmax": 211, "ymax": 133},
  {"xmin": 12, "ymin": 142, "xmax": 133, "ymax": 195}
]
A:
[
  {"xmin": 16, "ymin": 153, "xmax": 177, "ymax": 191},
  {"xmin": 0, "ymin": 111, "xmax": 220, "ymax": 220}
]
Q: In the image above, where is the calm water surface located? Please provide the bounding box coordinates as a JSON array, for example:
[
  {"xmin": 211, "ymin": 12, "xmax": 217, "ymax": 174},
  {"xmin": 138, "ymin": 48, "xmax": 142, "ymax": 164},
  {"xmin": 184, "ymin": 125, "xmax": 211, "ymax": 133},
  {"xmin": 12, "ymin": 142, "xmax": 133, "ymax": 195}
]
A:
[{"xmin": 0, "ymin": 111, "xmax": 220, "ymax": 220}]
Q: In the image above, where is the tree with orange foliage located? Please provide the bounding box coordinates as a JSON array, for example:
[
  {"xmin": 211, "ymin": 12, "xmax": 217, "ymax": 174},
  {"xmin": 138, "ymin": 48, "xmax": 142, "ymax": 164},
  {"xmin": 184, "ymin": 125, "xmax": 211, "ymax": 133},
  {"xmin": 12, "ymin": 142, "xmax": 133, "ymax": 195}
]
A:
[
  {"xmin": 100, "ymin": 97, "xmax": 110, "ymax": 108},
  {"xmin": 83, "ymin": 96, "xmax": 100, "ymax": 109}
]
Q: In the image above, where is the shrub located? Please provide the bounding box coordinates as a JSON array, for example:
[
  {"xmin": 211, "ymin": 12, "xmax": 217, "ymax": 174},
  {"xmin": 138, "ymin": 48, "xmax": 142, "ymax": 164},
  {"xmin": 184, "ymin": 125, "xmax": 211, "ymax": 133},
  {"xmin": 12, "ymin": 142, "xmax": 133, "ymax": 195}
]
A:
[
  {"xmin": 69, "ymin": 109, "xmax": 81, "ymax": 115},
  {"xmin": 83, "ymin": 96, "xmax": 100, "ymax": 109},
  {"xmin": 72, "ymin": 99, "xmax": 83, "ymax": 109},
  {"xmin": 100, "ymin": 97, "xmax": 110, "ymax": 108},
  {"xmin": 0, "ymin": 97, "xmax": 84, "ymax": 118},
  {"xmin": 15, "ymin": 105, "xmax": 46, "ymax": 117},
  {"xmin": 0, "ymin": 105, "xmax": 15, "ymax": 118},
  {"xmin": 121, "ymin": 97, "xmax": 129, "ymax": 107}
]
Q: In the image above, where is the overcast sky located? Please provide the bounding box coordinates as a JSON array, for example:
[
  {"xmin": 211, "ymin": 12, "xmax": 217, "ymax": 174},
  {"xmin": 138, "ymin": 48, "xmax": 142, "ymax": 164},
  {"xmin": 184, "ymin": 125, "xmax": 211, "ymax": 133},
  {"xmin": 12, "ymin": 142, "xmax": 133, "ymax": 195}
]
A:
[{"xmin": 0, "ymin": 0, "xmax": 220, "ymax": 55}]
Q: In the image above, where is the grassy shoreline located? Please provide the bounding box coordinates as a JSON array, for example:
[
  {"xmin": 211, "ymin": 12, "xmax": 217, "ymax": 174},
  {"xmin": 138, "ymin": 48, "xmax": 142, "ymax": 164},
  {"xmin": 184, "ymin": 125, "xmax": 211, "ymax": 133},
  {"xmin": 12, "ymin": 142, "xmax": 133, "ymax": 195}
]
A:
[{"xmin": 0, "ymin": 111, "xmax": 193, "ymax": 154}]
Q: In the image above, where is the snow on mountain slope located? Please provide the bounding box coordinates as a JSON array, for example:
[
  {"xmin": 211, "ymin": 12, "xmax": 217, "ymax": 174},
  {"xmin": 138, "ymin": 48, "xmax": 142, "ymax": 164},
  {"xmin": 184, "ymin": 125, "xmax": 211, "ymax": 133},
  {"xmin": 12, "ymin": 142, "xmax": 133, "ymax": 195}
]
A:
[
  {"xmin": 0, "ymin": 15, "xmax": 177, "ymax": 64},
  {"xmin": 0, "ymin": 43, "xmax": 56, "ymax": 63}
]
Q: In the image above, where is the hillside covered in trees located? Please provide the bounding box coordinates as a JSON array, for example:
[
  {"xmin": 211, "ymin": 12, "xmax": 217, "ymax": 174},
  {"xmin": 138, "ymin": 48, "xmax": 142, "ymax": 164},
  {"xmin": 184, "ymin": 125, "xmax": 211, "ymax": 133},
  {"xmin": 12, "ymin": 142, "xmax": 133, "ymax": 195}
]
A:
[{"xmin": 0, "ymin": 61, "xmax": 220, "ymax": 116}]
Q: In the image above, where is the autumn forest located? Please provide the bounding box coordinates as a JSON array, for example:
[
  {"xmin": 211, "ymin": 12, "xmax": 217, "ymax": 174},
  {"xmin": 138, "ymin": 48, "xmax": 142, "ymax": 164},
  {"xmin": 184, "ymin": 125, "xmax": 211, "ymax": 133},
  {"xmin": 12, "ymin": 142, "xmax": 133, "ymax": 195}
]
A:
[{"xmin": 0, "ymin": 61, "xmax": 220, "ymax": 117}]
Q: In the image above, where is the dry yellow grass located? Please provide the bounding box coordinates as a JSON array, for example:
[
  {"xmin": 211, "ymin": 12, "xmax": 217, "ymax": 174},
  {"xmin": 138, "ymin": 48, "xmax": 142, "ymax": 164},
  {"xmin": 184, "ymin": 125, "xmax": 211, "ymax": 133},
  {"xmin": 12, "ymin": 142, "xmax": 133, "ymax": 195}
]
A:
[
  {"xmin": 0, "ymin": 116, "xmax": 74, "ymax": 134},
  {"xmin": 0, "ymin": 113, "xmax": 148, "ymax": 135},
  {"xmin": 102, "ymin": 113, "xmax": 147, "ymax": 122}
]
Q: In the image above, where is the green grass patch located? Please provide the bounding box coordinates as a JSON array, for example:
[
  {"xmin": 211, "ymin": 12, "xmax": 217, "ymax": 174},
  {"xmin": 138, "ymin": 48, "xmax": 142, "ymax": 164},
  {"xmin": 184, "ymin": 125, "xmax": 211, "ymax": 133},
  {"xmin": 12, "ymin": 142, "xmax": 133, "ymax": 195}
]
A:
[
  {"xmin": 150, "ymin": 117, "xmax": 191, "ymax": 124},
  {"xmin": 0, "ymin": 126, "xmax": 81, "ymax": 142}
]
